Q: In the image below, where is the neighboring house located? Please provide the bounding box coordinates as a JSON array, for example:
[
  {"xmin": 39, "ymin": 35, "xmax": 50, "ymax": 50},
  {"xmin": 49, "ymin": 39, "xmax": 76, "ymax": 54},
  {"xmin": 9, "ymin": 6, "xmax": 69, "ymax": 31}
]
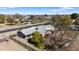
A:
[
  {"xmin": 23, "ymin": 15, "xmax": 32, "ymax": 24},
  {"xmin": 45, "ymin": 16, "xmax": 52, "ymax": 20},
  {"xmin": 14, "ymin": 18, "xmax": 20, "ymax": 24},
  {"xmin": 24, "ymin": 16, "xmax": 31, "ymax": 21}
]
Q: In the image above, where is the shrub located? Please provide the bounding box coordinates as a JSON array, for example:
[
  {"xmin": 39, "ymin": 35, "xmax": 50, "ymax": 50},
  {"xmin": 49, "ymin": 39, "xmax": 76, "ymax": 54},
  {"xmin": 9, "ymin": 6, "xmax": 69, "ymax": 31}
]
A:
[{"xmin": 28, "ymin": 31, "xmax": 45, "ymax": 49}]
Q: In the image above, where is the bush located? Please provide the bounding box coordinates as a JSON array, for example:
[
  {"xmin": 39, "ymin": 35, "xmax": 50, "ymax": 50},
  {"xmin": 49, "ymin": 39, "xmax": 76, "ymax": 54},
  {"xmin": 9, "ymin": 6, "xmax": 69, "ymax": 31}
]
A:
[{"xmin": 28, "ymin": 31, "xmax": 45, "ymax": 49}]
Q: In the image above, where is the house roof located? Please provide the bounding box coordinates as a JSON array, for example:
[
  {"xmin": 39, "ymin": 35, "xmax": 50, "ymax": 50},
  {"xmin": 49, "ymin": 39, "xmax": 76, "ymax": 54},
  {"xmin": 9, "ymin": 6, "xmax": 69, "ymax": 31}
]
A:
[{"xmin": 20, "ymin": 25, "xmax": 55, "ymax": 36}]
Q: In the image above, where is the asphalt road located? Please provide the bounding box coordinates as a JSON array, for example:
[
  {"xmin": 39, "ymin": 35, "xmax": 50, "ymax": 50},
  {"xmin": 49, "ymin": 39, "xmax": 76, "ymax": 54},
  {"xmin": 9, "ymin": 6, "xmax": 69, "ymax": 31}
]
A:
[{"xmin": 0, "ymin": 23, "xmax": 49, "ymax": 33}]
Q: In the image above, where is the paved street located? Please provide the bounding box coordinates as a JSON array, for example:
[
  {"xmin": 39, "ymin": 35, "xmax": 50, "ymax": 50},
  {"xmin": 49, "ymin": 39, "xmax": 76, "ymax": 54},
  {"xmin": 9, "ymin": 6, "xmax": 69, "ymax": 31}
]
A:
[{"xmin": 0, "ymin": 23, "xmax": 47, "ymax": 33}]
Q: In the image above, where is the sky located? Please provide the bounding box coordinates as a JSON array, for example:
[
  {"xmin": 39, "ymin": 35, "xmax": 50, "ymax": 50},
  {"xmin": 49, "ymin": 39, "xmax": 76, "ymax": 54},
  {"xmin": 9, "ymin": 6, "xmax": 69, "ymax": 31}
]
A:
[{"xmin": 0, "ymin": 7, "xmax": 78, "ymax": 15}]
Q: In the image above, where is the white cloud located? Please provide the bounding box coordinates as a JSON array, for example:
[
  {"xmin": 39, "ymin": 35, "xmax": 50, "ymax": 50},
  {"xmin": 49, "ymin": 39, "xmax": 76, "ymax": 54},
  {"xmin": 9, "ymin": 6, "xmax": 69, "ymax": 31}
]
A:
[
  {"xmin": 7, "ymin": 7, "xmax": 16, "ymax": 8},
  {"xmin": 0, "ymin": 7, "xmax": 16, "ymax": 10},
  {"xmin": 60, "ymin": 7, "xmax": 74, "ymax": 9},
  {"xmin": 0, "ymin": 7, "xmax": 8, "ymax": 10},
  {"xmin": 49, "ymin": 7, "xmax": 74, "ymax": 12}
]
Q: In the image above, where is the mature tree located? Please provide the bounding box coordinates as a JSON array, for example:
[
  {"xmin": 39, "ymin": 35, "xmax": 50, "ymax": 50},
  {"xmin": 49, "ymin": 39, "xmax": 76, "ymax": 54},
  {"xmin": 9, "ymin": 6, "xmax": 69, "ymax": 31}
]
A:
[
  {"xmin": 75, "ymin": 16, "xmax": 79, "ymax": 25},
  {"xmin": 14, "ymin": 13, "xmax": 23, "ymax": 23},
  {"xmin": 44, "ymin": 14, "xmax": 48, "ymax": 17},
  {"xmin": 44, "ymin": 29, "xmax": 75, "ymax": 50},
  {"xmin": 51, "ymin": 15, "xmax": 63, "ymax": 26},
  {"xmin": 70, "ymin": 13, "xmax": 79, "ymax": 19},
  {"xmin": 62, "ymin": 16, "xmax": 72, "ymax": 27},
  {"xmin": 0, "ymin": 14, "xmax": 5, "ymax": 23},
  {"xmin": 53, "ymin": 15, "xmax": 72, "ymax": 28},
  {"xmin": 70, "ymin": 13, "xmax": 79, "ymax": 29},
  {"xmin": 30, "ymin": 15, "xmax": 34, "ymax": 20},
  {"xmin": 6, "ymin": 16, "xmax": 15, "ymax": 25},
  {"xmin": 14, "ymin": 13, "xmax": 22, "ymax": 18}
]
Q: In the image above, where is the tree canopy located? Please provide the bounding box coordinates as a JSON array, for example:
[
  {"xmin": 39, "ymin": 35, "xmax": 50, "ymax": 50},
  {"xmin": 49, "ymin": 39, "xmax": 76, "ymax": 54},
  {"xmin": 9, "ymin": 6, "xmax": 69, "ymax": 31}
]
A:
[
  {"xmin": 0, "ymin": 14, "xmax": 5, "ymax": 23},
  {"xmin": 70, "ymin": 13, "xmax": 79, "ymax": 19},
  {"xmin": 28, "ymin": 31, "xmax": 45, "ymax": 49}
]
